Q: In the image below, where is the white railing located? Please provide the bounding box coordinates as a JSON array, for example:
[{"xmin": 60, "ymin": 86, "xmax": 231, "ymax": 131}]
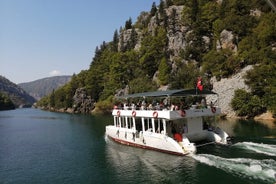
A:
[{"xmin": 112, "ymin": 107, "xmax": 221, "ymax": 120}]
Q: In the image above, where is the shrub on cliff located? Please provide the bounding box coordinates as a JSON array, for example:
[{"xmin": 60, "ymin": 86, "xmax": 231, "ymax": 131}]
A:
[
  {"xmin": 0, "ymin": 92, "xmax": 15, "ymax": 110},
  {"xmin": 231, "ymin": 89, "xmax": 265, "ymax": 118}
]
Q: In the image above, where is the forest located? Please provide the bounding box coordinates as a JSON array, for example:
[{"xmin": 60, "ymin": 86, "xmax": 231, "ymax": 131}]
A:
[
  {"xmin": 37, "ymin": 0, "xmax": 276, "ymax": 118},
  {"xmin": 0, "ymin": 92, "xmax": 15, "ymax": 110}
]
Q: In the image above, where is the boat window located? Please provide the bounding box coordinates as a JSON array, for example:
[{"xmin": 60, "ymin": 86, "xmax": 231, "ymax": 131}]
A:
[
  {"xmin": 115, "ymin": 117, "xmax": 120, "ymax": 127},
  {"xmin": 153, "ymin": 119, "xmax": 164, "ymax": 133},
  {"xmin": 128, "ymin": 117, "xmax": 133, "ymax": 129},
  {"xmin": 166, "ymin": 119, "xmax": 187, "ymax": 137},
  {"xmin": 144, "ymin": 118, "xmax": 152, "ymax": 131},
  {"xmin": 128, "ymin": 117, "xmax": 132, "ymax": 128},
  {"xmin": 135, "ymin": 118, "xmax": 142, "ymax": 132},
  {"xmin": 121, "ymin": 117, "xmax": 125, "ymax": 128}
]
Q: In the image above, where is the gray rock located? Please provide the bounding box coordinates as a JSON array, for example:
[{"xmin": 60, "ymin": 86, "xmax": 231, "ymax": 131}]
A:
[
  {"xmin": 207, "ymin": 65, "xmax": 253, "ymax": 117},
  {"xmin": 72, "ymin": 88, "xmax": 95, "ymax": 113}
]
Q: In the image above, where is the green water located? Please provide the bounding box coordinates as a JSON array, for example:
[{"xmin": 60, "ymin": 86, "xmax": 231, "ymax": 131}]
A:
[{"xmin": 0, "ymin": 108, "xmax": 275, "ymax": 184}]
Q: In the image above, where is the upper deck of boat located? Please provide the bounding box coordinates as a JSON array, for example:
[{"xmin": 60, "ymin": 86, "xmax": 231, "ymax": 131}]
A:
[
  {"xmin": 112, "ymin": 106, "xmax": 221, "ymax": 120},
  {"xmin": 113, "ymin": 89, "xmax": 220, "ymax": 120}
]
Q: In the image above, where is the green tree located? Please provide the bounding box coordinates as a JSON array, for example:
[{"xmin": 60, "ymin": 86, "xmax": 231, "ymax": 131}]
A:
[
  {"xmin": 200, "ymin": 1, "xmax": 219, "ymax": 35},
  {"xmin": 202, "ymin": 49, "xmax": 234, "ymax": 78},
  {"xmin": 128, "ymin": 76, "xmax": 157, "ymax": 94},
  {"xmin": 231, "ymin": 89, "xmax": 264, "ymax": 117},
  {"xmin": 49, "ymin": 89, "xmax": 55, "ymax": 107},
  {"xmin": 0, "ymin": 92, "xmax": 15, "ymax": 110},
  {"xmin": 139, "ymin": 28, "xmax": 167, "ymax": 78},
  {"xmin": 100, "ymin": 51, "xmax": 139, "ymax": 100},
  {"xmin": 253, "ymin": 13, "xmax": 276, "ymax": 48},
  {"xmin": 112, "ymin": 29, "xmax": 119, "ymax": 52},
  {"xmin": 158, "ymin": 57, "xmax": 170, "ymax": 85},
  {"xmin": 150, "ymin": 2, "xmax": 157, "ymax": 16},
  {"xmin": 126, "ymin": 27, "xmax": 137, "ymax": 51},
  {"xmin": 170, "ymin": 62, "xmax": 200, "ymax": 89},
  {"xmin": 125, "ymin": 17, "xmax": 132, "ymax": 29},
  {"xmin": 245, "ymin": 63, "xmax": 276, "ymax": 115},
  {"xmin": 159, "ymin": 0, "xmax": 166, "ymax": 19},
  {"xmin": 166, "ymin": 0, "xmax": 173, "ymax": 7}
]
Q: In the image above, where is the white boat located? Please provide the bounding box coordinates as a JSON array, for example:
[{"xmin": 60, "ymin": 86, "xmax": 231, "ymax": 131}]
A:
[{"xmin": 105, "ymin": 89, "xmax": 230, "ymax": 156}]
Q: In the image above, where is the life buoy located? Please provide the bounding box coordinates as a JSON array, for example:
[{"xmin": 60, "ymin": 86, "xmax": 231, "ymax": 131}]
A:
[
  {"xmin": 117, "ymin": 110, "xmax": 121, "ymax": 117},
  {"xmin": 153, "ymin": 111, "xmax": 158, "ymax": 118},
  {"xmin": 211, "ymin": 107, "xmax": 216, "ymax": 113},
  {"xmin": 132, "ymin": 111, "xmax": 136, "ymax": 117},
  {"xmin": 179, "ymin": 110, "xmax": 186, "ymax": 117}
]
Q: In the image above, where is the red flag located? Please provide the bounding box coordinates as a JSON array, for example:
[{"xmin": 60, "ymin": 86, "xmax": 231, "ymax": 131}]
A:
[{"xmin": 197, "ymin": 77, "xmax": 203, "ymax": 91}]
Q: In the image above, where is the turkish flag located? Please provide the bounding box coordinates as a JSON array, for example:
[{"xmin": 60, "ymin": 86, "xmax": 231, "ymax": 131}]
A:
[{"xmin": 197, "ymin": 77, "xmax": 203, "ymax": 91}]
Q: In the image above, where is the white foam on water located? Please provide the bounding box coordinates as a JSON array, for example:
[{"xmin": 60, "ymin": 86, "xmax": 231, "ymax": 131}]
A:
[
  {"xmin": 191, "ymin": 154, "xmax": 276, "ymax": 183},
  {"xmin": 233, "ymin": 142, "xmax": 276, "ymax": 156}
]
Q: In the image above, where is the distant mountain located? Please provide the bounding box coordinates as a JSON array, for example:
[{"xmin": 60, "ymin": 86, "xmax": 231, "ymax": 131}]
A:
[
  {"xmin": 18, "ymin": 75, "xmax": 71, "ymax": 100},
  {"xmin": 0, "ymin": 75, "xmax": 36, "ymax": 108}
]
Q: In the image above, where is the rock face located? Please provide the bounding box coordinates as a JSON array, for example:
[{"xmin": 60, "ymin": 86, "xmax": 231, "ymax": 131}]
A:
[
  {"xmin": 208, "ymin": 65, "xmax": 253, "ymax": 117},
  {"xmin": 216, "ymin": 29, "xmax": 237, "ymax": 53},
  {"xmin": 72, "ymin": 88, "xmax": 95, "ymax": 113},
  {"xmin": 120, "ymin": 5, "xmax": 195, "ymax": 63}
]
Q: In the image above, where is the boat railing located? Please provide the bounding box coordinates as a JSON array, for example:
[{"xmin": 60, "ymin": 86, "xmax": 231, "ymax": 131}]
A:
[
  {"xmin": 112, "ymin": 105, "xmax": 221, "ymax": 119},
  {"xmin": 113, "ymin": 102, "xmax": 216, "ymax": 112}
]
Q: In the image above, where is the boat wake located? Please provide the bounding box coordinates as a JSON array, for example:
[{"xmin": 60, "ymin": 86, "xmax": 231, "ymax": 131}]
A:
[
  {"xmin": 191, "ymin": 154, "xmax": 276, "ymax": 183},
  {"xmin": 233, "ymin": 142, "xmax": 276, "ymax": 156}
]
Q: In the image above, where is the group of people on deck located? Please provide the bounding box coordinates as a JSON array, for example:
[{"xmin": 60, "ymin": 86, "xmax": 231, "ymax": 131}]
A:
[{"xmin": 114, "ymin": 96, "xmax": 214, "ymax": 111}]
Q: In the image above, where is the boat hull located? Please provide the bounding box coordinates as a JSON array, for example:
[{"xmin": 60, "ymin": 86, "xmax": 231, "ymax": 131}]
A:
[
  {"xmin": 106, "ymin": 126, "xmax": 196, "ymax": 156},
  {"xmin": 107, "ymin": 135, "xmax": 189, "ymax": 156}
]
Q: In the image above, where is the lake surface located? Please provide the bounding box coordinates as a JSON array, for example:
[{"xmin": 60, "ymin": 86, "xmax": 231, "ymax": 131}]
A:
[{"xmin": 0, "ymin": 108, "xmax": 275, "ymax": 184}]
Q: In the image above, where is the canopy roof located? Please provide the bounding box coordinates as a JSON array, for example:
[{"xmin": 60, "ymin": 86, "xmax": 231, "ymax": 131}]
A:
[{"xmin": 116, "ymin": 89, "xmax": 217, "ymax": 99}]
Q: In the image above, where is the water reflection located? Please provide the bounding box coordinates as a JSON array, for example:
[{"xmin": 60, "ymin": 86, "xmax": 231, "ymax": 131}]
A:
[
  {"xmin": 212, "ymin": 118, "xmax": 276, "ymax": 138},
  {"xmin": 105, "ymin": 135, "xmax": 198, "ymax": 183}
]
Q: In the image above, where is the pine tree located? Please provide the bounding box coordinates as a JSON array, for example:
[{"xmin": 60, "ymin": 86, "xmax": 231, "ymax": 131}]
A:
[
  {"xmin": 126, "ymin": 28, "xmax": 137, "ymax": 50},
  {"xmin": 112, "ymin": 29, "xmax": 119, "ymax": 52},
  {"xmin": 158, "ymin": 57, "xmax": 170, "ymax": 85},
  {"xmin": 125, "ymin": 17, "xmax": 132, "ymax": 29},
  {"xmin": 150, "ymin": 2, "xmax": 157, "ymax": 16}
]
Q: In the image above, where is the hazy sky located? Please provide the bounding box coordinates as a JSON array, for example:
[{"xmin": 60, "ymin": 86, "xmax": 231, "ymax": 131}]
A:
[{"xmin": 0, "ymin": 0, "xmax": 156, "ymax": 84}]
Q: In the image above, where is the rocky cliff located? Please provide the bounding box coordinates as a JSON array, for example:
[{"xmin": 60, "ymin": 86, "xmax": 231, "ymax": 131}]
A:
[{"xmin": 208, "ymin": 65, "xmax": 253, "ymax": 118}]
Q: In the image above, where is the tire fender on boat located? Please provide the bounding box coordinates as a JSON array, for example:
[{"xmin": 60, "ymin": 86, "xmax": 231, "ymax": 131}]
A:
[
  {"xmin": 132, "ymin": 111, "xmax": 136, "ymax": 117},
  {"xmin": 211, "ymin": 107, "xmax": 216, "ymax": 113},
  {"xmin": 117, "ymin": 110, "xmax": 121, "ymax": 117},
  {"xmin": 153, "ymin": 111, "xmax": 158, "ymax": 118},
  {"xmin": 179, "ymin": 110, "xmax": 186, "ymax": 117}
]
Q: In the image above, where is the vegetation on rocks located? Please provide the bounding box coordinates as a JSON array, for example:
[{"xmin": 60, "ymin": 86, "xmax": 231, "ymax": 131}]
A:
[
  {"xmin": 37, "ymin": 0, "xmax": 275, "ymax": 118},
  {"xmin": 0, "ymin": 92, "xmax": 15, "ymax": 110}
]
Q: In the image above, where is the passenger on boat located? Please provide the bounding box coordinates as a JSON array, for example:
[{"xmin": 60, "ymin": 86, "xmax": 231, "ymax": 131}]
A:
[
  {"xmin": 174, "ymin": 133, "xmax": 182, "ymax": 142},
  {"xmin": 183, "ymin": 124, "xmax": 188, "ymax": 134},
  {"xmin": 124, "ymin": 103, "xmax": 128, "ymax": 110},
  {"xmin": 203, "ymin": 122, "xmax": 209, "ymax": 130},
  {"xmin": 170, "ymin": 104, "xmax": 175, "ymax": 111},
  {"xmin": 156, "ymin": 103, "xmax": 160, "ymax": 110},
  {"xmin": 131, "ymin": 103, "xmax": 136, "ymax": 110},
  {"xmin": 171, "ymin": 124, "xmax": 176, "ymax": 135},
  {"xmin": 141, "ymin": 100, "xmax": 147, "ymax": 110},
  {"xmin": 201, "ymin": 98, "xmax": 207, "ymax": 108}
]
